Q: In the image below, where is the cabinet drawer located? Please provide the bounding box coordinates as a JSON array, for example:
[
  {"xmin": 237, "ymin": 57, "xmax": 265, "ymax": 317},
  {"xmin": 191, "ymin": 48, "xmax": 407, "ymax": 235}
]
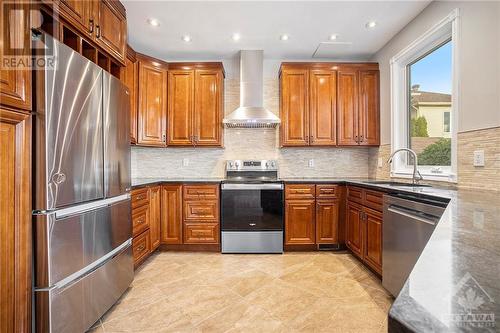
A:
[
  {"xmin": 133, "ymin": 229, "xmax": 151, "ymax": 267},
  {"xmin": 183, "ymin": 223, "xmax": 219, "ymax": 244},
  {"xmin": 347, "ymin": 186, "xmax": 363, "ymax": 204},
  {"xmin": 285, "ymin": 184, "xmax": 316, "ymax": 200},
  {"xmin": 183, "ymin": 185, "xmax": 219, "ymax": 200},
  {"xmin": 316, "ymin": 185, "xmax": 339, "ymax": 199},
  {"xmin": 183, "ymin": 201, "xmax": 219, "ymax": 222},
  {"xmin": 131, "ymin": 187, "xmax": 149, "ymax": 209},
  {"xmin": 132, "ymin": 204, "xmax": 149, "ymax": 236},
  {"xmin": 364, "ymin": 189, "xmax": 383, "ymax": 212}
]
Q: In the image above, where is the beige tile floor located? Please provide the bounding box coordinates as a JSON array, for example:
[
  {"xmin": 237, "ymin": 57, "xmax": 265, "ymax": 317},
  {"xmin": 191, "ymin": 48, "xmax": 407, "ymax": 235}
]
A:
[{"xmin": 89, "ymin": 251, "xmax": 392, "ymax": 333}]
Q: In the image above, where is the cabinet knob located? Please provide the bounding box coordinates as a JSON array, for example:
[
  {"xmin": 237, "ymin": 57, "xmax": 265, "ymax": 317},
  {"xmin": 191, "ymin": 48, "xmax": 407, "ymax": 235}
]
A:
[
  {"xmin": 89, "ymin": 19, "xmax": 94, "ymax": 33},
  {"xmin": 96, "ymin": 25, "xmax": 101, "ymax": 38}
]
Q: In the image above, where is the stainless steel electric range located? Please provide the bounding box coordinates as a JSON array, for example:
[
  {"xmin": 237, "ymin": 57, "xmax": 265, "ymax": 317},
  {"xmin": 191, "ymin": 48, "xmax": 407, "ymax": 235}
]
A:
[{"xmin": 221, "ymin": 160, "xmax": 284, "ymax": 253}]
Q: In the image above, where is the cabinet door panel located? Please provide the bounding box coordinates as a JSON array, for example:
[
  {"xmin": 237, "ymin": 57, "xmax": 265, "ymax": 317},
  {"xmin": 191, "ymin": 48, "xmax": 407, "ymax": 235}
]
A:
[
  {"xmin": 346, "ymin": 201, "xmax": 363, "ymax": 257},
  {"xmin": 168, "ymin": 70, "xmax": 194, "ymax": 145},
  {"xmin": 285, "ymin": 200, "xmax": 315, "ymax": 245},
  {"xmin": 316, "ymin": 200, "xmax": 339, "ymax": 244},
  {"xmin": 364, "ymin": 208, "xmax": 382, "ymax": 274},
  {"xmin": 183, "ymin": 201, "xmax": 219, "ymax": 222},
  {"xmin": 194, "ymin": 70, "xmax": 222, "ymax": 146},
  {"xmin": 137, "ymin": 60, "xmax": 167, "ymax": 146},
  {"xmin": 0, "ymin": 109, "xmax": 31, "ymax": 332},
  {"xmin": 160, "ymin": 185, "xmax": 183, "ymax": 245},
  {"xmin": 121, "ymin": 49, "xmax": 138, "ymax": 143},
  {"xmin": 358, "ymin": 70, "xmax": 380, "ymax": 146},
  {"xmin": 310, "ymin": 70, "xmax": 336, "ymax": 145},
  {"xmin": 149, "ymin": 186, "xmax": 161, "ymax": 250},
  {"xmin": 280, "ymin": 69, "xmax": 309, "ymax": 146},
  {"xmin": 95, "ymin": 0, "xmax": 126, "ymax": 63},
  {"xmin": 0, "ymin": 0, "xmax": 31, "ymax": 111},
  {"xmin": 133, "ymin": 229, "xmax": 151, "ymax": 268},
  {"xmin": 337, "ymin": 70, "xmax": 359, "ymax": 146},
  {"xmin": 132, "ymin": 204, "xmax": 149, "ymax": 237},
  {"xmin": 183, "ymin": 223, "xmax": 219, "ymax": 244}
]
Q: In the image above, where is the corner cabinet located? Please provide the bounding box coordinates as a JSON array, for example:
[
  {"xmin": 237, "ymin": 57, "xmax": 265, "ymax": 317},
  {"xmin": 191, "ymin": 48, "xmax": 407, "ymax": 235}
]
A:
[
  {"xmin": 121, "ymin": 45, "xmax": 138, "ymax": 144},
  {"xmin": 280, "ymin": 63, "xmax": 379, "ymax": 147},
  {"xmin": 137, "ymin": 54, "xmax": 168, "ymax": 146},
  {"xmin": 168, "ymin": 63, "xmax": 224, "ymax": 147}
]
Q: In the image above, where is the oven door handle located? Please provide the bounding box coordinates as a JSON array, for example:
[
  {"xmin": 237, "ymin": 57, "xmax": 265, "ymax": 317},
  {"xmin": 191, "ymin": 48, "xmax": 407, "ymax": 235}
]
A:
[{"xmin": 222, "ymin": 183, "xmax": 284, "ymax": 190}]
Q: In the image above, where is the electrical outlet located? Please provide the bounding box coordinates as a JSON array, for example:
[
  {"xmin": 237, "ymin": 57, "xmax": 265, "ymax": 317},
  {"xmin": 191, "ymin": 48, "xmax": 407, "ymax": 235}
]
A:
[
  {"xmin": 182, "ymin": 158, "xmax": 189, "ymax": 167},
  {"xmin": 308, "ymin": 159, "xmax": 314, "ymax": 168},
  {"xmin": 378, "ymin": 157, "xmax": 383, "ymax": 168},
  {"xmin": 473, "ymin": 150, "xmax": 485, "ymax": 167}
]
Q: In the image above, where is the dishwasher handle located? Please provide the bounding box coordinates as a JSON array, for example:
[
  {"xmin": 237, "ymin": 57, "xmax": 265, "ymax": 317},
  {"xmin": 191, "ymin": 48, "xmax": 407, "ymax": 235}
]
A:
[{"xmin": 387, "ymin": 205, "xmax": 439, "ymax": 226}]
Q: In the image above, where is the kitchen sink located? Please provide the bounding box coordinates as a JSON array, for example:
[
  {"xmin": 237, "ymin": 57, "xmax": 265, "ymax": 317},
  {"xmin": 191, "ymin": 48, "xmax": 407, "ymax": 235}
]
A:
[{"xmin": 364, "ymin": 180, "xmax": 432, "ymax": 187}]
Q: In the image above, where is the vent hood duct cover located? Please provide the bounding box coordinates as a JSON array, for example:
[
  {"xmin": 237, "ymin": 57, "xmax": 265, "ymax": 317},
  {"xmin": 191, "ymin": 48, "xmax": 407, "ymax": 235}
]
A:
[{"xmin": 223, "ymin": 50, "xmax": 280, "ymax": 128}]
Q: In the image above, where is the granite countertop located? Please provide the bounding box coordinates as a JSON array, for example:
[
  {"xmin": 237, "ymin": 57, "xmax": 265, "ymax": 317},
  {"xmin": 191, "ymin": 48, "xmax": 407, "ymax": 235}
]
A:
[
  {"xmin": 131, "ymin": 177, "xmax": 224, "ymax": 187},
  {"xmin": 131, "ymin": 176, "xmax": 500, "ymax": 331}
]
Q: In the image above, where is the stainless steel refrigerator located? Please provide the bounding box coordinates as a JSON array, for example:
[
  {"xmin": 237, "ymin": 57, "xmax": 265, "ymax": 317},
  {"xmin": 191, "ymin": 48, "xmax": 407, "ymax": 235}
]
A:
[{"xmin": 32, "ymin": 34, "xmax": 133, "ymax": 333}]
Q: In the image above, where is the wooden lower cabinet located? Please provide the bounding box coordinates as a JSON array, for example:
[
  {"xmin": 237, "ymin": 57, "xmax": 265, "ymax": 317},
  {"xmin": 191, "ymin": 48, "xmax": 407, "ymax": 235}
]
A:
[
  {"xmin": 160, "ymin": 185, "xmax": 183, "ymax": 244},
  {"xmin": 285, "ymin": 199, "xmax": 316, "ymax": 245},
  {"xmin": 363, "ymin": 208, "xmax": 383, "ymax": 274},
  {"xmin": 149, "ymin": 186, "xmax": 161, "ymax": 250},
  {"xmin": 316, "ymin": 199, "xmax": 339, "ymax": 244},
  {"xmin": 133, "ymin": 229, "xmax": 151, "ymax": 268},
  {"xmin": 346, "ymin": 201, "xmax": 363, "ymax": 257},
  {"xmin": 0, "ymin": 109, "xmax": 31, "ymax": 332},
  {"xmin": 132, "ymin": 203, "xmax": 149, "ymax": 236},
  {"xmin": 183, "ymin": 223, "xmax": 219, "ymax": 244}
]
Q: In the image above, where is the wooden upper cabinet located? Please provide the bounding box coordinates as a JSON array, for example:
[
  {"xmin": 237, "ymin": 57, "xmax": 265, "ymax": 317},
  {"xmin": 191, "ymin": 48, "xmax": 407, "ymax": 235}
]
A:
[
  {"xmin": 121, "ymin": 46, "xmax": 138, "ymax": 144},
  {"xmin": 285, "ymin": 199, "xmax": 316, "ymax": 245},
  {"xmin": 358, "ymin": 70, "xmax": 380, "ymax": 146},
  {"xmin": 94, "ymin": 0, "xmax": 127, "ymax": 63},
  {"xmin": 55, "ymin": 0, "xmax": 93, "ymax": 36},
  {"xmin": 137, "ymin": 56, "xmax": 167, "ymax": 146},
  {"xmin": 194, "ymin": 69, "xmax": 223, "ymax": 146},
  {"xmin": 0, "ymin": 0, "xmax": 32, "ymax": 111},
  {"xmin": 316, "ymin": 199, "xmax": 339, "ymax": 244},
  {"xmin": 168, "ymin": 63, "xmax": 224, "ymax": 147},
  {"xmin": 346, "ymin": 201, "xmax": 363, "ymax": 257},
  {"xmin": 168, "ymin": 70, "xmax": 195, "ymax": 145},
  {"xmin": 337, "ymin": 69, "xmax": 359, "ymax": 146},
  {"xmin": 160, "ymin": 185, "xmax": 183, "ymax": 244},
  {"xmin": 363, "ymin": 207, "xmax": 382, "ymax": 274},
  {"xmin": 0, "ymin": 109, "xmax": 31, "ymax": 333},
  {"xmin": 149, "ymin": 186, "xmax": 161, "ymax": 251},
  {"xmin": 280, "ymin": 68, "xmax": 309, "ymax": 146},
  {"xmin": 310, "ymin": 70, "xmax": 337, "ymax": 146}
]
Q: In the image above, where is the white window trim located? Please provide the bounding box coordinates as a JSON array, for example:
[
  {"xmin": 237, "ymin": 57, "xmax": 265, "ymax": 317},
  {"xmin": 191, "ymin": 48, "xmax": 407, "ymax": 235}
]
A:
[{"xmin": 390, "ymin": 8, "xmax": 460, "ymax": 183}]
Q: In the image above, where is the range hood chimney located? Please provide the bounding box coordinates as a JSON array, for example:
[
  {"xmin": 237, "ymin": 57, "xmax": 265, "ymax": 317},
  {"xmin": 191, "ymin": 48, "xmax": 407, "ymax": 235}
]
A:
[{"xmin": 223, "ymin": 50, "xmax": 280, "ymax": 128}]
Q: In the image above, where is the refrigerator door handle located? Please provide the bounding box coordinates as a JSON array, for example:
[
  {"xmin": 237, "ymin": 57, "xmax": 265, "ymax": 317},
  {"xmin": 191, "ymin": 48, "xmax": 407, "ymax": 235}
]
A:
[{"xmin": 55, "ymin": 194, "xmax": 130, "ymax": 219}]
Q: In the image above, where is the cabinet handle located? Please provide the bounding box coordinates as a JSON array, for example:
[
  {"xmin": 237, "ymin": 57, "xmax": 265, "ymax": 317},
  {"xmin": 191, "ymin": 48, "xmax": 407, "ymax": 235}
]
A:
[
  {"xmin": 136, "ymin": 244, "xmax": 146, "ymax": 252},
  {"xmin": 310, "ymin": 135, "xmax": 314, "ymax": 143},
  {"xmin": 89, "ymin": 19, "xmax": 94, "ymax": 33},
  {"xmin": 359, "ymin": 135, "xmax": 364, "ymax": 143},
  {"xmin": 96, "ymin": 25, "xmax": 101, "ymax": 38},
  {"xmin": 354, "ymin": 135, "xmax": 359, "ymax": 144},
  {"xmin": 136, "ymin": 218, "xmax": 145, "ymax": 225},
  {"xmin": 162, "ymin": 134, "xmax": 166, "ymax": 142},
  {"xmin": 135, "ymin": 195, "xmax": 145, "ymax": 200}
]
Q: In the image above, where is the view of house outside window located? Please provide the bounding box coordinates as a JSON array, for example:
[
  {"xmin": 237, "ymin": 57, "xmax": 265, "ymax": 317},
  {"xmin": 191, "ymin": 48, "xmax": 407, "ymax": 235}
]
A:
[{"xmin": 408, "ymin": 40, "xmax": 452, "ymax": 167}]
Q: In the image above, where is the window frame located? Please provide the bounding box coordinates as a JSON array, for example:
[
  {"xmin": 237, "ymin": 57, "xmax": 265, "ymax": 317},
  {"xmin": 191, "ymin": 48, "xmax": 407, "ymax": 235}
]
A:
[{"xmin": 390, "ymin": 9, "xmax": 460, "ymax": 182}]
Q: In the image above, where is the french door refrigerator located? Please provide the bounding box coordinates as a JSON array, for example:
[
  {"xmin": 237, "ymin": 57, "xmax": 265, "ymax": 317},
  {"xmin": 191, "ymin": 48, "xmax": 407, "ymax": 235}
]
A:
[{"xmin": 32, "ymin": 33, "xmax": 133, "ymax": 333}]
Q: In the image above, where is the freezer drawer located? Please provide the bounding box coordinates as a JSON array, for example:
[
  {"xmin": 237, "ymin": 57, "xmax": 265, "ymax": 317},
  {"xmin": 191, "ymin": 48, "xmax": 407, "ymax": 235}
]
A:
[
  {"xmin": 35, "ymin": 196, "xmax": 131, "ymax": 288},
  {"xmin": 103, "ymin": 72, "xmax": 131, "ymax": 198},
  {"xmin": 35, "ymin": 243, "xmax": 133, "ymax": 333},
  {"xmin": 35, "ymin": 34, "xmax": 105, "ymax": 211}
]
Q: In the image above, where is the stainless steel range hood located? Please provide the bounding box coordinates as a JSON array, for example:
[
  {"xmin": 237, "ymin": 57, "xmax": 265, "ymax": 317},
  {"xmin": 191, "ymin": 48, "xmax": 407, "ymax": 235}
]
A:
[{"xmin": 223, "ymin": 50, "xmax": 280, "ymax": 128}]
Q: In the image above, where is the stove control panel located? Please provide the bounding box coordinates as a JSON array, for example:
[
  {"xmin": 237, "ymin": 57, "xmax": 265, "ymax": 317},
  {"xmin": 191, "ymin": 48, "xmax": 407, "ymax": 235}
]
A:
[{"xmin": 226, "ymin": 160, "xmax": 278, "ymax": 171}]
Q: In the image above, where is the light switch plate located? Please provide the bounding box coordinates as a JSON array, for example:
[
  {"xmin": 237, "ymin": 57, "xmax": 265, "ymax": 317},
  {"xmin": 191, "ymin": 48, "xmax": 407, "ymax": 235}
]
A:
[
  {"xmin": 308, "ymin": 159, "xmax": 314, "ymax": 168},
  {"xmin": 378, "ymin": 157, "xmax": 383, "ymax": 168},
  {"xmin": 182, "ymin": 158, "xmax": 189, "ymax": 167},
  {"xmin": 473, "ymin": 150, "xmax": 485, "ymax": 167}
]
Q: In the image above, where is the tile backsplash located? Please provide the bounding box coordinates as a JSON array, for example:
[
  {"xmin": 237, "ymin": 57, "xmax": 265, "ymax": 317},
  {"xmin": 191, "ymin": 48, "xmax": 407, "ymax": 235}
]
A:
[{"xmin": 131, "ymin": 78, "xmax": 371, "ymax": 179}]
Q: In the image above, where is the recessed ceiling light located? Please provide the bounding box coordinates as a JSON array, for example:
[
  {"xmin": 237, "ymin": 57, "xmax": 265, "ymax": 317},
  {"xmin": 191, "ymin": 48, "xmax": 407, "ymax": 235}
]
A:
[
  {"xmin": 280, "ymin": 34, "xmax": 289, "ymax": 41},
  {"xmin": 366, "ymin": 21, "xmax": 377, "ymax": 29},
  {"xmin": 329, "ymin": 34, "xmax": 338, "ymax": 41},
  {"xmin": 231, "ymin": 33, "xmax": 241, "ymax": 41},
  {"xmin": 147, "ymin": 18, "xmax": 160, "ymax": 27},
  {"xmin": 182, "ymin": 35, "xmax": 192, "ymax": 42}
]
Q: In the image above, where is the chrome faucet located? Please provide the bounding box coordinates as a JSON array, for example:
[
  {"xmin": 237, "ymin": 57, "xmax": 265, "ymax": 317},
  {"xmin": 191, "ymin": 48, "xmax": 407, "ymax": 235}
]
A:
[{"xmin": 387, "ymin": 148, "xmax": 423, "ymax": 184}]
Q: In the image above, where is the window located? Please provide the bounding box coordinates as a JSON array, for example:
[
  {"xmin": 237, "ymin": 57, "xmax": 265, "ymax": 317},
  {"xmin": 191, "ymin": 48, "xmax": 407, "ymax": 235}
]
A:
[{"xmin": 390, "ymin": 9, "xmax": 458, "ymax": 182}]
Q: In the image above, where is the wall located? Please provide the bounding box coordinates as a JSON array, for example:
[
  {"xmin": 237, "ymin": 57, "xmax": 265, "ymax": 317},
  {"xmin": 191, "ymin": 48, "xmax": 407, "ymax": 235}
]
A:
[
  {"xmin": 132, "ymin": 77, "xmax": 371, "ymax": 179},
  {"xmin": 372, "ymin": 1, "xmax": 500, "ymax": 145},
  {"xmin": 369, "ymin": 1, "xmax": 500, "ymax": 190}
]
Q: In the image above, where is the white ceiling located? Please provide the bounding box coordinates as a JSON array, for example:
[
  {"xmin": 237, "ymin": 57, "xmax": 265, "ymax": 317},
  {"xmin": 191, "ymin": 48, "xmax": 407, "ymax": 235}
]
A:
[{"xmin": 123, "ymin": 1, "xmax": 430, "ymax": 62}]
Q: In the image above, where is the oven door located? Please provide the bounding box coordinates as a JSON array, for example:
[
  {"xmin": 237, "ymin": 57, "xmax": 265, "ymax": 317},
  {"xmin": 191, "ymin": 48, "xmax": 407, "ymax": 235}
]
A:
[{"xmin": 221, "ymin": 183, "xmax": 284, "ymax": 231}]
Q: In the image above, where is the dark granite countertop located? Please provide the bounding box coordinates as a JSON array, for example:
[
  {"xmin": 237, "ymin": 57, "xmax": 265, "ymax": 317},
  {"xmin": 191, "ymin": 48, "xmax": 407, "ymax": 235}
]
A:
[
  {"xmin": 131, "ymin": 177, "xmax": 224, "ymax": 188},
  {"xmin": 131, "ymin": 176, "xmax": 500, "ymax": 331}
]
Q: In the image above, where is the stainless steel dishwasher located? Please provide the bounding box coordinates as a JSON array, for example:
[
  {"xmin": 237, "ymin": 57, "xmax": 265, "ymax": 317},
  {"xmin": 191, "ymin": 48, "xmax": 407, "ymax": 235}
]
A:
[{"xmin": 382, "ymin": 193, "xmax": 448, "ymax": 297}]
